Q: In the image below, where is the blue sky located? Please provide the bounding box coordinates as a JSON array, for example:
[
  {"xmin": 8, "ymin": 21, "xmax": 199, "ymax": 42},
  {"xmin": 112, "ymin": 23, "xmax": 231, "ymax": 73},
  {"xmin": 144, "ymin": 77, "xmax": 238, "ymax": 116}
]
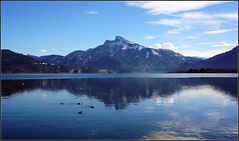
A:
[{"xmin": 2, "ymin": 1, "xmax": 238, "ymax": 58}]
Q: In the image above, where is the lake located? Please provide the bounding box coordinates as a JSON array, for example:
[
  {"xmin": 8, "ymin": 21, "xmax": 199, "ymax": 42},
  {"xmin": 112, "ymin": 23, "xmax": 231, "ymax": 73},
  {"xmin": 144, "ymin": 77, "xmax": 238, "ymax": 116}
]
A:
[{"xmin": 1, "ymin": 73, "xmax": 238, "ymax": 139}]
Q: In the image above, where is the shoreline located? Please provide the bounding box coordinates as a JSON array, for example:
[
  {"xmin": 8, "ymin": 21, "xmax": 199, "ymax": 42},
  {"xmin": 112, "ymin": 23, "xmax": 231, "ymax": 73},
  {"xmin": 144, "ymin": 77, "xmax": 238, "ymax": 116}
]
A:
[{"xmin": 1, "ymin": 73, "xmax": 238, "ymax": 80}]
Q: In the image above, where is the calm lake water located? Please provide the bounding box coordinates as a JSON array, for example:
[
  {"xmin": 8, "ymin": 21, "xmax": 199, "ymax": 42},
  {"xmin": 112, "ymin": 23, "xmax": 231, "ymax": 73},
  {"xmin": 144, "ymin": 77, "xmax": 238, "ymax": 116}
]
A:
[{"xmin": 1, "ymin": 74, "xmax": 238, "ymax": 139}]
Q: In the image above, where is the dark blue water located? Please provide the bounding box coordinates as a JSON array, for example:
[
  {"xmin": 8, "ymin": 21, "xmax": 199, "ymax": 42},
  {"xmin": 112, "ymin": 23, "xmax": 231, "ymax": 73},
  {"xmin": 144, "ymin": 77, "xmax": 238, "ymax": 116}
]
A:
[{"xmin": 1, "ymin": 74, "xmax": 238, "ymax": 139}]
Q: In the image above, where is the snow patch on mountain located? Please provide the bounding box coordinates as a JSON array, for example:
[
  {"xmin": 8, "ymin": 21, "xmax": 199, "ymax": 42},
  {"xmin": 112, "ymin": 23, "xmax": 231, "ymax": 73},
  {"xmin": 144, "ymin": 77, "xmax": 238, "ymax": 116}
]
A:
[
  {"xmin": 121, "ymin": 43, "xmax": 145, "ymax": 50},
  {"xmin": 151, "ymin": 49, "xmax": 160, "ymax": 56},
  {"xmin": 104, "ymin": 36, "xmax": 146, "ymax": 51},
  {"xmin": 146, "ymin": 52, "xmax": 150, "ymax": 58},
  {"xmin": 122, "ymin": 45, "xmax": 128, "ymax": 50}
]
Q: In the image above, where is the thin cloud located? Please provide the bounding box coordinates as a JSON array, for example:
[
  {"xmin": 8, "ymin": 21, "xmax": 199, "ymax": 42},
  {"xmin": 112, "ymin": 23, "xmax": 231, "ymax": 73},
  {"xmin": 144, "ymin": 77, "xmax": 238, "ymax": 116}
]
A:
[
  {"xmin": 167, "ymin": 26, "xmax": 191, "ymax": 34},
  {"xmin": 148, "ymin": 10, "xmax": 237, "ymax": 35},
  {"xmin": 199, "ymin": 42, "xmax": 211, "ymax": 45},
  {"xmin": 144, "ymin": 35, "xmax": 156, "ymax": 40},
  {"xmin": 84, "ymin": 11, "xmax": 99, "ymax": 15},
  {"xmin": 212, "ymin": 41, "xmax": 237, "ymax": 48},
  {"xmin": 126, "ymin": 1, "xmax": 228, "ymax": 15},
  {"xmin": 180, "ymin": 12, "xmax": 211, "ymax": 19},
  {"xmin": 148, "ymin": 19, "xmax": 182, "ymax": 27},
  {"xmin": 163, "ymin": 42, "xmax": 177, "ymax": 50},
  {"xmin": 151, "ymin": 42, "xmax": 177, "ymax": 50},
  {"xmin": 177, "ymin": 11, "xmax": 238, "ymax": 29},
  {"xmin": 151, "ymin": 43, "xmax": 162, "ymax": 49},
  {"xmin": 203, "ymin": 29, "xmax": 236, "ymax": 34},
  {"xmin": 151, "ymin": 41, "xmax": 237, "ymax": 58},
  {"xmin": 178, "ymin": 48, "xmax": 232, "ymax": 58},
  {"xmin": 148, "ymin": 17, "xmax": 221, "ymax": 35},
  {"xmin": 179, "ymin": 41, "xmax": 237, "ymax": 57},
  {"xmin": 149, "ymin": 18, "xmax": 220, "ymax": 27},
  {"xmin": 167, "ymin": 29, "xmax": 181, "ymax": 35},
  {"xmin": 214, "ymin": 13, "xmax": 238, "ymax": 20},
  {"xmin": 179, "ymin": 12, "xmax": 238, "ymax": 20},
  {"xmin": 40, "ymin": 49, "xmax": 48, "ymax": 53},
  {"xmin": 184, "ymin": 36, "xmax": 200, "ymax": 40},
  {"xmin": 200, "ymin": 41, "xmax": 237, "ymax": 48}
]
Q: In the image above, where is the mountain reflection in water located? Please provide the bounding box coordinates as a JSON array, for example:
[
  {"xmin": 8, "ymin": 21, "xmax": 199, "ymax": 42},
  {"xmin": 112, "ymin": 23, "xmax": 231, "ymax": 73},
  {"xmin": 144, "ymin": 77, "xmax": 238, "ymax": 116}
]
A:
[
  {"xmin": 2, "ymin": 78, "xmax": 237, "ymax": 110},
  {"xmin": 2, "ymin": 78, "xmax": 238, "ymax": 139}
]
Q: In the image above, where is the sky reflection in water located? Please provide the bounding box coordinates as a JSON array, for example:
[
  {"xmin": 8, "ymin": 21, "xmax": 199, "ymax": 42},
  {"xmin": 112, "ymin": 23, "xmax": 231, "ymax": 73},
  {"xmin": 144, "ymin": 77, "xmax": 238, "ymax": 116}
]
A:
[{"xmin": 2, "ymin": 78, "xmax": 238, "ymax": 139}]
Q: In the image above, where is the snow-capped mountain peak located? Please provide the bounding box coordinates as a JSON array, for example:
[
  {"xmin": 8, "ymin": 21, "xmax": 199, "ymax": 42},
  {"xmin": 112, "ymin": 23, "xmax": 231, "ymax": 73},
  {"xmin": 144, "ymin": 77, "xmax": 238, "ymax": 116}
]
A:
[
  {"xmin": 114, "ymin": 36, "xmax": 135, "ymax": 44},
  {"xmin": 115, "ymin": 36, "xmax": 127, "ymax": 41},
  {"xmin": 102, "ymin": 36, "xmax": 144, "ymax": 51}
]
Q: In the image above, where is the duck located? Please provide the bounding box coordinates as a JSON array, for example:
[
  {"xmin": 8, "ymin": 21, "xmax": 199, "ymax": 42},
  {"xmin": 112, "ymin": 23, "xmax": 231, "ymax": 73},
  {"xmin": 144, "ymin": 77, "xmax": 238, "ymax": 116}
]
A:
[
  {"xmin": 90, "ymin": 106, "xmax": 94, "ymax": 109},
  {"xmin": 78, "ymin": 111, "xmax": 83, "ymax": 114},
  {"xmin": 77, "ymin": 102, "xmax": 83, "ymax": 105},
  {"xmin": 59, "ymin": 102, "xmax": 64, "ymax": 105}
]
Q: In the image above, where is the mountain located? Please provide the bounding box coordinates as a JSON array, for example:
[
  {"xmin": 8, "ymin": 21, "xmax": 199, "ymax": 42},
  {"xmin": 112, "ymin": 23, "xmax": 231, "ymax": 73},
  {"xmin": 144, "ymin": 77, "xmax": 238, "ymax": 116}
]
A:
[
  {"xmin": 2, "ymin": 36, "xmax": 237, "ymax": 73},
  {"xmin": 177, "ymin": 46, "xmax": 238, "ymax": 71},
  {"xmin": 38, "ymin": 55, "xmax": 64, "ymax": 65},
  {"xmin": 1, "ymin": 49, "xmax": 69, "ymax": 73},
  {"xmin": 37, "ymin": 36, "xmax": 201, "ymax": 72},
  {"xmin": 203, "ymin": 46, "xmax": 237, "ymax": 69}
]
